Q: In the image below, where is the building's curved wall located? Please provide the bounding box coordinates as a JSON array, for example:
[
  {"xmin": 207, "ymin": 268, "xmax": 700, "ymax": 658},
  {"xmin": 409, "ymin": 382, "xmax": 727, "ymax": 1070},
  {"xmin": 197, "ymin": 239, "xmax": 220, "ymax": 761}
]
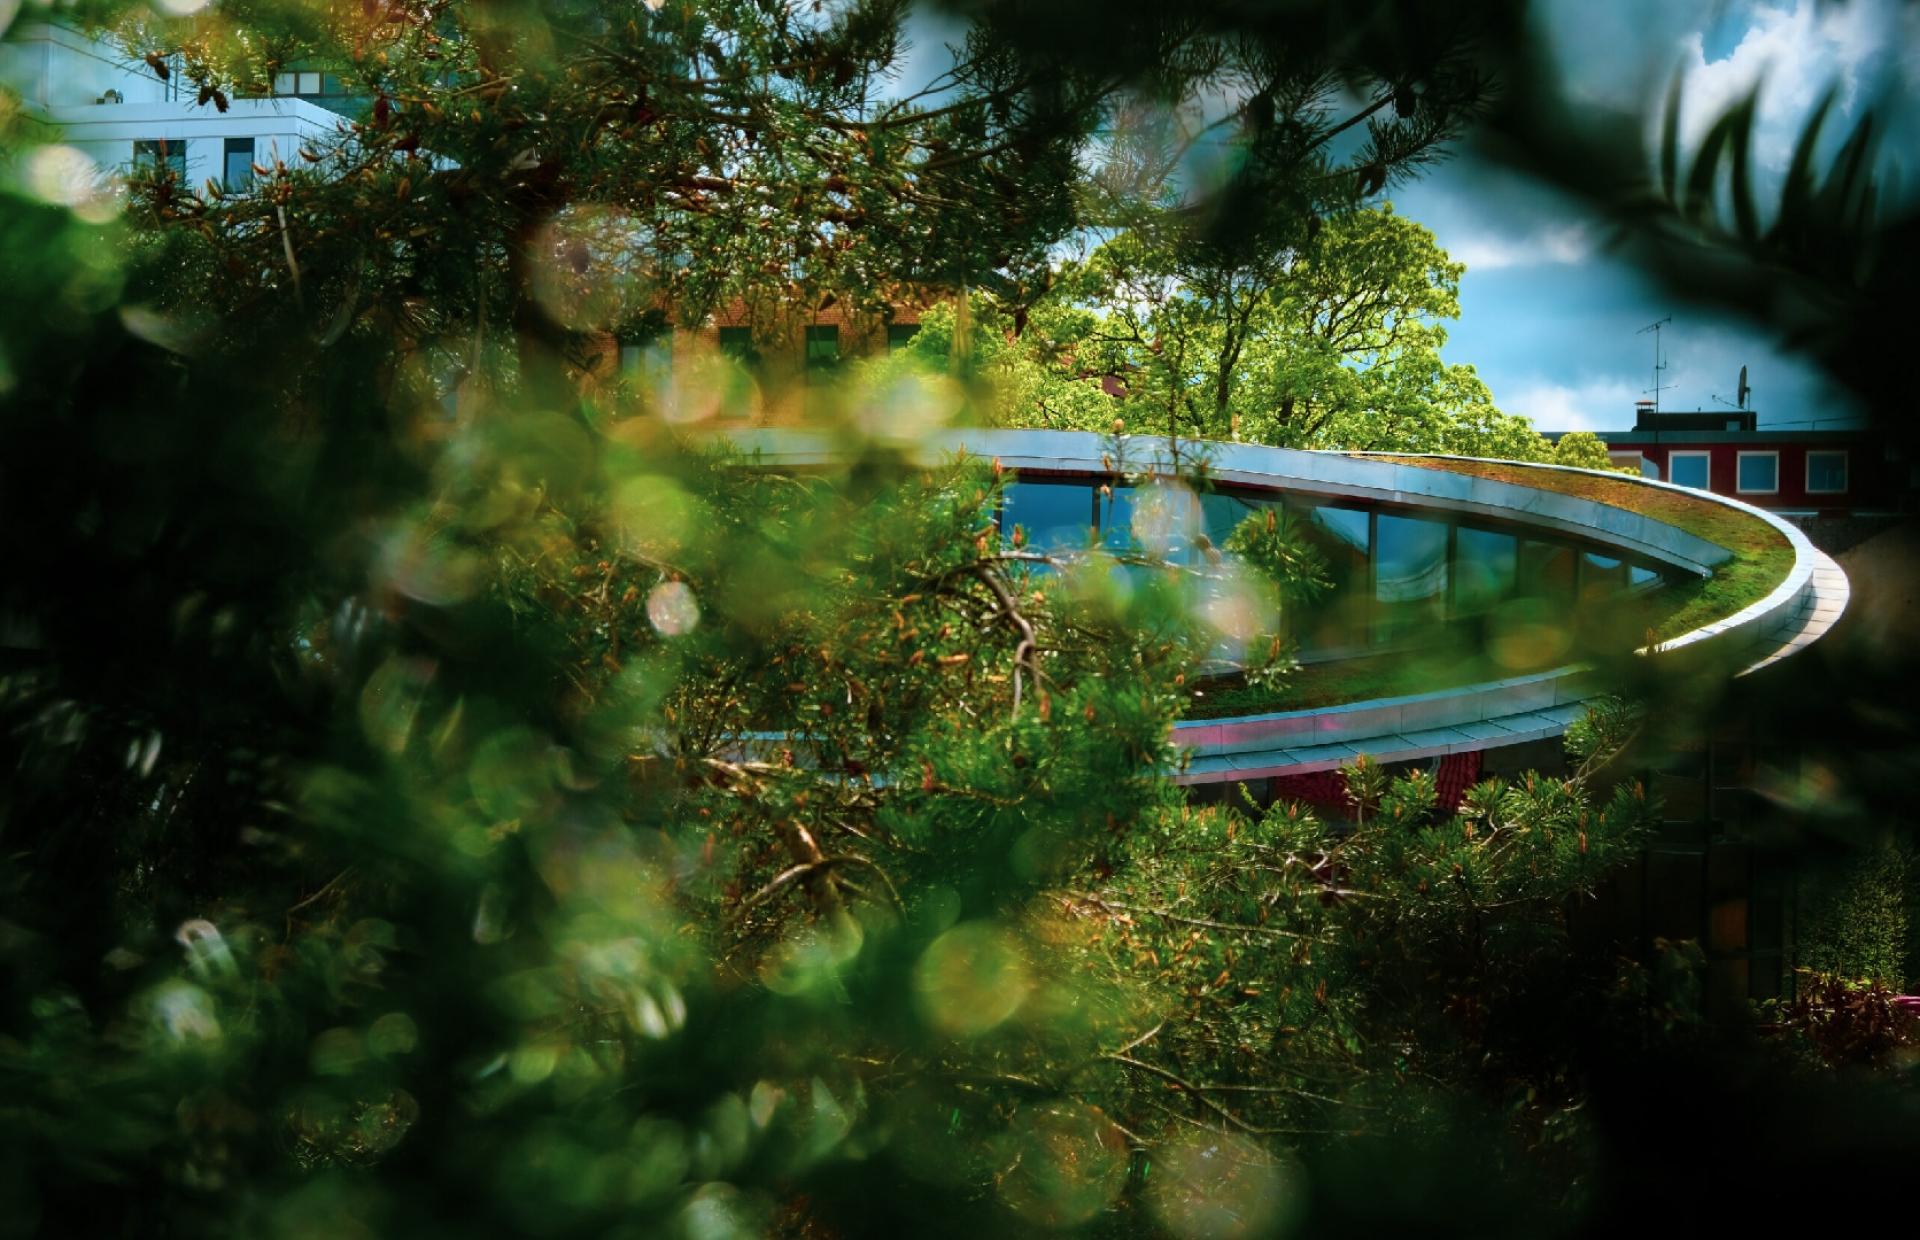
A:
[
  {"xmin": 727, "ymin": 430, "xmax": 1847, "ymax": 782},
  {"xmin": 736, "ymin": 429, "xmax": 1700, "ymax": 659}
]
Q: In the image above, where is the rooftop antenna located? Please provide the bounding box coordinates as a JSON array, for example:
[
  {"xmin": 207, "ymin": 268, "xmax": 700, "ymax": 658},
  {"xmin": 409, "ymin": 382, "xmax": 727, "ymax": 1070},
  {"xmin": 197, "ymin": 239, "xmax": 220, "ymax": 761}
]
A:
[
  {"xmin": 1637, "ymin": 316, "xmax": 1672, "ymax": 412},
  {"xmin": 1711, "ymin": 366, "xmax": 1753, "ymax": 413}
]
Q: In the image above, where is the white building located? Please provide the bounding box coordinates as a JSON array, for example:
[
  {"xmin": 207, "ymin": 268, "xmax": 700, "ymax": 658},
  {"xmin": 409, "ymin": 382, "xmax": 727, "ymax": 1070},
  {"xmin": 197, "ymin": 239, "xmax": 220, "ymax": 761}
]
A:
[{"xmin": 1, "ymin": 21, "xmax": 344, "ymax": 193}]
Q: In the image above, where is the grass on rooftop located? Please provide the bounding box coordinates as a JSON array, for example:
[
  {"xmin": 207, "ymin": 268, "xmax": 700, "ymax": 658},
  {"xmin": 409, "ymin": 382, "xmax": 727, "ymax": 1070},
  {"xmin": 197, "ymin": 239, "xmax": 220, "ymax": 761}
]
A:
[
  {"xmin": 1374, "ymin": 456, "xmax": 1795, "ymax": 642},
  {"xmin": 1180, "ymin": 457, "xmax": 1797, "ymax": 721}
]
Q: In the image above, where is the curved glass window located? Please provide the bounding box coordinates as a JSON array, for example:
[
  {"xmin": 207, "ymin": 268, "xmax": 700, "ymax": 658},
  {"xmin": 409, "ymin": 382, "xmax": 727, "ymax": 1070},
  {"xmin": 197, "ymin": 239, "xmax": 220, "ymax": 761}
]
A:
[
  {"xmin": 1293, "ymin": 503, "xmax": 1371, "ymax": 654},
  {"xmin": 1105, "ymin": 484, "xmax": 1203, "ymax": 558},
  {"xmin": 1374, "ymin": 513, "xmax": 1449, "ymax": 642},
  {"xmin": 1519, "ymin": 538, "xmax": 1576, "ymax": 609},
  {"xmin": 1579, "ymin": 551, "xmax": 1629, "ymax": 603},
  {"xmin": 1000, "ymin": 471, "xmax": 1675, "ymax": 663},
  {"xmin": 1002, "ymin": 481, "xmax": 1094, "ymax": 556},
  {"xmin": 1454, "ymin": 526, "xmax": 1518, "ymax": 615}
]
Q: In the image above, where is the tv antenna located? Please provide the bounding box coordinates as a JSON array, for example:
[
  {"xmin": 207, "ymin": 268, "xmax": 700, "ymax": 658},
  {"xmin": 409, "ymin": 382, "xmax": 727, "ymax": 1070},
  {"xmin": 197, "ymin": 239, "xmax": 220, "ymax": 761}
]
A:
[{"xmin": 1637, "ymin": 317, "xmax": 1672, "ymax": 412}]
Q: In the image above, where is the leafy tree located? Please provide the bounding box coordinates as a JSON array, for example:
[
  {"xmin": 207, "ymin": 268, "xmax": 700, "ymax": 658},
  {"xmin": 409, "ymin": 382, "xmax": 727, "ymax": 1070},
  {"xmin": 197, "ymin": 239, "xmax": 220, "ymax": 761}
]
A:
[
  {"xmin": 968, "ymin": 207, "xmax": 1555, "ymax": 459},
  {"xmin": 1055, "ymin": 711, "xmax": 1659, "ymax": 1151},
  {"xmin": 8, "ymin": 2, "xmax": 1920, "ymax": 1236},
  {"xmin": 1549, "ymin": 430, "xmax": 1619, "ymax": 472}
]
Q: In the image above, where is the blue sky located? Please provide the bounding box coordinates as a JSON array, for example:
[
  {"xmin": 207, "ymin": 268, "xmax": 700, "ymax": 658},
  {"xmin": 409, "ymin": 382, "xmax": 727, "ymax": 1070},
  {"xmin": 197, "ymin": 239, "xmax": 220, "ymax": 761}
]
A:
[
  {"xmin": 1391, "ymin": 0, "xmax": 1919, "ymax": 432},
  {"xmin": 896, "ymin": 1, "xmax": 1916, "ymax": 433}
]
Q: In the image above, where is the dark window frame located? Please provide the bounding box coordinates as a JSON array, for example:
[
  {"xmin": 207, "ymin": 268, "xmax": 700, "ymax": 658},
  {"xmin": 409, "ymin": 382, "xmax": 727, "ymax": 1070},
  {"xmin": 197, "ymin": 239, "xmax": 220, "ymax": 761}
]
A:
[
  {"xmin": 1805, "ymin": 449, "xmax": 1848, "ymax": 495},
  {"xmin": 804, "ymin": 324, "xmax": 841, "ymax": 373},
  {"xmin": 222, "ymin": 137, "xmax": 255, "ymax": 193}
]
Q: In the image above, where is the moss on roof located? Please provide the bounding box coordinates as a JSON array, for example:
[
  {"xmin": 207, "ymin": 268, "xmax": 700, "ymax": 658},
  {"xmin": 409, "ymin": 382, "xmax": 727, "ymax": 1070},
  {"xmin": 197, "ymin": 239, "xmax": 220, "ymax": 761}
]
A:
[
  {"xmin": 1373, "ymin": 456, "xmax": 1795, "ymax": 642},
  {"xmin": 1179, "ymin": 457, "xmax": 1798, "ymax": 721}
]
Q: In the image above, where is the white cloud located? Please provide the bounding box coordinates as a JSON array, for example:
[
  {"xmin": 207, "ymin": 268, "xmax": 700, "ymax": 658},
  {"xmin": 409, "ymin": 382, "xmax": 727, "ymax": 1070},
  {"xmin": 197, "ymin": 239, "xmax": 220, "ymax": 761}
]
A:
[
  {"xmin": 1673, "ymin": 0, "xmax": 1897, "ymax": 173},
  {"xmin": 1451, "ymin": 223, "xmax": 1595, "ymax": 272},
  {"xmin": 1499, "ymin": 377, "xmax": 1643, "ymax": 433}
]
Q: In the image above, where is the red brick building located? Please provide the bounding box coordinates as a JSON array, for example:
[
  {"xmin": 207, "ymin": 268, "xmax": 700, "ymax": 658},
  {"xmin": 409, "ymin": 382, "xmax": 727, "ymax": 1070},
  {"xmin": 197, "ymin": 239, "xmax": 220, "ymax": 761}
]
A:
[
  {"xmin": 1570, "ymin": 408, "xmax": 1907, "ymax": 516},
  {"xmin": 589, "ymin": 292, "xmax": 945, "ymax": 422}
]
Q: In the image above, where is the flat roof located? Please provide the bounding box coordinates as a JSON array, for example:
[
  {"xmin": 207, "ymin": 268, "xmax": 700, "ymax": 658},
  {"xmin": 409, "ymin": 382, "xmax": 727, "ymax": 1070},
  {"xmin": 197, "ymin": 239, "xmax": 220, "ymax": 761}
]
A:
[{"xmin": 1545, "ymin": 428, "xmax": 1873, "ymax": 445}]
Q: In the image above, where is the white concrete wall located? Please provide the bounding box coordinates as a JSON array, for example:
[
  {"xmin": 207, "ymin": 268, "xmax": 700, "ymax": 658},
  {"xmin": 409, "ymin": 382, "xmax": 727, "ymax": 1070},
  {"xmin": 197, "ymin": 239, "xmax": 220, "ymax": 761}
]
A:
[
  {"xmin": 41, "ymin": 99, "xmax": 341, "ymax": 189},
  {"xmin": 2, "ymin": 22, "xmax": 172, "ymax": 109},
  {"xmin": 4, "ymin": 23, "xmax": 340, "ymax": 191}
]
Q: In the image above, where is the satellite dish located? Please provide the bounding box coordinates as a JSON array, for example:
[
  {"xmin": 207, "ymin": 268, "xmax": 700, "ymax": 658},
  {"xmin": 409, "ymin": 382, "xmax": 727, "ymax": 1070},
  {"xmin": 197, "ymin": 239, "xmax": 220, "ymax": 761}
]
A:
[{"xmin": 1736, "ymin": 365, "xmax": 1750, "ymax": 410}]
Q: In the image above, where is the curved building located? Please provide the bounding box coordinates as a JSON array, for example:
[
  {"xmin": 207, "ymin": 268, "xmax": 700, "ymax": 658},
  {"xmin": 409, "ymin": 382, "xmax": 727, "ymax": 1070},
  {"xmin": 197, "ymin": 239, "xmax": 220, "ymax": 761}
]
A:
[{"xmin": 733, "ymin": 428, "xmax": 1850, "ymax": 786}]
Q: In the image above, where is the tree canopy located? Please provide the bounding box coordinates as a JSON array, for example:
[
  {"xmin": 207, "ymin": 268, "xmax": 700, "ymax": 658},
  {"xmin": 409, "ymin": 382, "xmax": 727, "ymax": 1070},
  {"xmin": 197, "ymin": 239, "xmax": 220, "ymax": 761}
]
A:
[{"xmin": 4, "ymin": 2, "xmax": 1918, "ymax": 1236}]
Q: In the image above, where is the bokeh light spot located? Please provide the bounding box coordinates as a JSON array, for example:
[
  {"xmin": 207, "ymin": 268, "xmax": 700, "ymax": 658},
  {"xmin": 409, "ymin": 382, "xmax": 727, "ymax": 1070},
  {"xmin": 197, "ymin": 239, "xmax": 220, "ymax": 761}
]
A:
[{"xmin": 913, "ymin": 922, "xmax": 1032, "ymax": 1036}]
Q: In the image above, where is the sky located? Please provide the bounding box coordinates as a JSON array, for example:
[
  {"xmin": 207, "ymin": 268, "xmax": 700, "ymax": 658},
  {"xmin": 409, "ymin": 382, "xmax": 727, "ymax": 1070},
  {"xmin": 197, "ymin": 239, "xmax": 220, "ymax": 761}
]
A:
[
  {"xmin": 892, "ymin": 1, "xmax": 1917, "ymax": 433},
  {"xmin": 1390, "ymin": 0, "xmax": 1920, "ymax": 432}
]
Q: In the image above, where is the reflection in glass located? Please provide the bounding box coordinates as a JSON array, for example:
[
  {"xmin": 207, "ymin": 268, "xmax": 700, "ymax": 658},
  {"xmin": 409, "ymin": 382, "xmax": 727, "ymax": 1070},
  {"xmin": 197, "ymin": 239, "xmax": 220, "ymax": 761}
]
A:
[
  {"xmin": 1293, "ymin": 504, "xmax": 1370, "ymax": 654},
  {"xmin": 1198, "ymin": 490, "xmax": 1271, "ymax": 565},
  {"xmin": 1518, "ymin": 539, "xmax": 1575, "ymax": 609},
  {"xmin": 1374, "ymin": 513, "xmax": 1448, "ymax": 642},
  {"xmin": 1580, "ymin": 551, "xmax": 1629, "ymax": 602},
  {"xmin": 1453, "ymin": 526, "xmax": 1517, "ymax": 615},
  {"xmin": 1002, "ymin": 481, "xmax": 1093, "ymax": 556},
  {"xmin": 1806, "ymin": 451, "xmax": 1848, "ymax": 493},
  {"xmin": 1736, "ymin": 453, "xmax": 1778, "ymax": 493},
  {"xmin": 1668, "ymin": 454, "xmax": 1710, "ymax": 489},
  {"xmin": 1110, "ymin": 484, "xmax": 1201, "ymax": 561}
]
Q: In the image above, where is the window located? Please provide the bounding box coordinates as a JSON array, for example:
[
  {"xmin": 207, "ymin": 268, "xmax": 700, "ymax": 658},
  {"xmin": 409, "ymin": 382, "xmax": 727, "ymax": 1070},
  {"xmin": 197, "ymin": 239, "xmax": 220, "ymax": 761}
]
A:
[
  {"xmin": 886, "ymin": 323, "xmax": 920, "ymax": 352},
  {"xmin": 1668, "ymin": 451, "xmax": 1710, "ymax": 490},
  {"xmin": 1579, "ymin": 550, "xmax": 1629, "ymax": 602},
  {"xmin": 1736, "ymin": 451, "xmax": 1778, "ymax": 494},
  {"xmin": 133, "ymin": 139, "xmax": 186, "ymax": 181},
  {"xmin": 1374, "ymin": 513, "xmax": 1448, "ymax": 641},
  {"xmin": 804, "ymin": 324, "xmax": 840, "ymax": 374},
  {"xmin": 273, "ymin": 70, "xmax": 341, "ymax": 98},
  {"xmin": 619, "ymin": 336, "xmax": 671, "ymax": 379},
  {"xmin": 1292, "ymin": 503, "xmax": 1371, "ymax": 654},
  {"xmin": 1000, "ymin": 480, "xmax": 1094, "ymax": 557},
  {"xmin": 1806, "ymin": 450, "xmax": 1848, "ymax": 494},
  {"xmin": 1197, "ymin": 491, "xmax": 1271, "ymax": 564},
  {"xmin": 222, "ymin": 138, "xmax": 255, "ymax": 192},
  {"xmin": 1518, "ymin": 539, "xmax": 1575, "ymax": 608},
  {"xmin": 717, "ymin": 326, "xmax": 760, "ymax": 369},
  {"xmin": 1608, "ymin": 452, "xmax": 1653, "ymax": 478},
  {"xmin": 1453, "ymin": 525, "xmax": 1517, "ymax": 615}
]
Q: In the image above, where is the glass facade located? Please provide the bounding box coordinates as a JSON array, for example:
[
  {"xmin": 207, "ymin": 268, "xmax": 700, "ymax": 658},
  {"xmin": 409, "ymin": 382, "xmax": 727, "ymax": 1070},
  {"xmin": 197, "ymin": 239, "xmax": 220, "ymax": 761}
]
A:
[
  {"xmin": 1453, "ymin": 526, "xmax": 1517, "ymax": 615},
  {"xmin": 1518, "ymin": 539, "xmax": 1576, "ymax": 607},
  {"xmin": 1285, "ymin": 502, "xmax": 1372, "ymax": 655},
  {"xmin": 1373, "ymin": 513, "xmax": 1449, "ymax": 642},
  {"xmin": 1578, "ymin": 551, "xmax": 1629, "ymax": 604},
  {"xmin": 1001, "ymin": 481, "xmax": 1094, "ymax": 556},
  {"xmin": 995, "ymin": 474, "xmax": 1670, "ymax": 653},
  {"xmin": 1197, "ymin": 491, "xmax": 1270, "ymax": 560}
]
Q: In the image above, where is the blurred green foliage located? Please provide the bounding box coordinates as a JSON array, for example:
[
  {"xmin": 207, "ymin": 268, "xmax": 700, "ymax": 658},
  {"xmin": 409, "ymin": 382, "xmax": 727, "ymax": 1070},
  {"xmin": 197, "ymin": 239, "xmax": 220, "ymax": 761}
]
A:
[
  {"xmin": 1799, "ymin": 842, "xmax": 1913, "ymax": 989},
  {"xmin": 6, "ymin": 2, "xmax": 1920, "ymax": 1237}
]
